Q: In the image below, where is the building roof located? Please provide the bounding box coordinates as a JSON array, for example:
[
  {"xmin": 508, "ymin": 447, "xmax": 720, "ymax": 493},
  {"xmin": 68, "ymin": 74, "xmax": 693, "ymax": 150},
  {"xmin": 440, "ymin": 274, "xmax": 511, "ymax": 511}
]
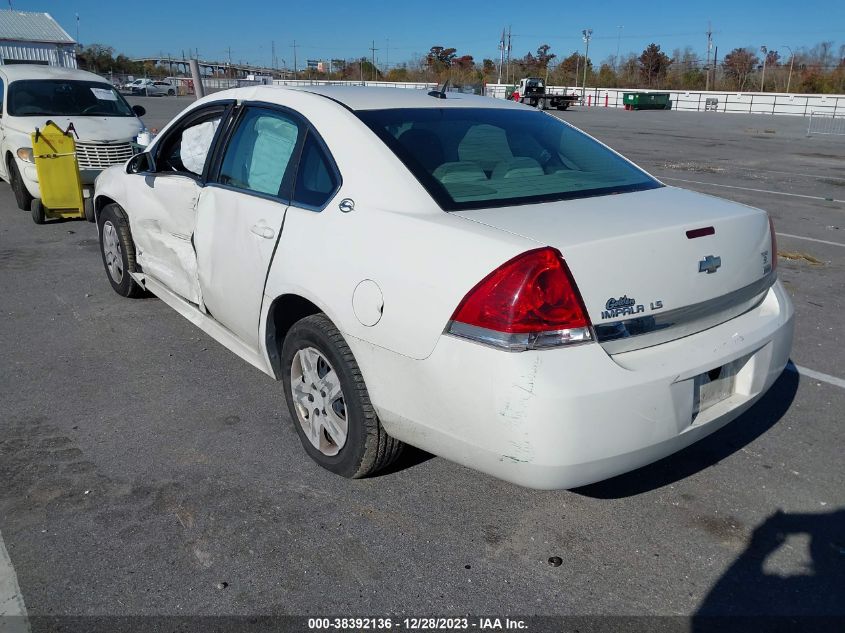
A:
[{"xmin": 0, "ymin": 11, "xmax": 75, "ymax": 44}]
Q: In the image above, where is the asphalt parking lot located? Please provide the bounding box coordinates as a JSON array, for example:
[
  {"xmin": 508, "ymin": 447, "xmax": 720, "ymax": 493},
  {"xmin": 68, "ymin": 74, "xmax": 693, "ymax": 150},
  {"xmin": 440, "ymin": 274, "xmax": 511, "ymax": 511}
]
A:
[{"xmin": 1, "ymin": 94, "xmax": 843, "ymax": 627}]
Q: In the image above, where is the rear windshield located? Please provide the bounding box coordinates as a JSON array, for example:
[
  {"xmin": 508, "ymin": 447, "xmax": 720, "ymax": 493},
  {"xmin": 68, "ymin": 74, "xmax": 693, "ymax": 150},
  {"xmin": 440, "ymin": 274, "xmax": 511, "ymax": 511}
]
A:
[
  {"xmin": 357, "ymin": 107, "xmax": 661, "ymax": 211},
  {"xmin": 7, "ymin": 79, "xmax": 135, "ymax": 117}
]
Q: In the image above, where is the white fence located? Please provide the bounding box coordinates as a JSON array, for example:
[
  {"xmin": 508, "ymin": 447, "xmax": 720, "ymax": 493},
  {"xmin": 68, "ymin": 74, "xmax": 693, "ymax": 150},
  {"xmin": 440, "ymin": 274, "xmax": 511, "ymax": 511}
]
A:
[
  {"xmin": 485, "ymin": 83, "xmax": 845, "ymax": 117},
  {"xmin": 183, "ymin": 76, "xmax": 845, "ymax": 118}
]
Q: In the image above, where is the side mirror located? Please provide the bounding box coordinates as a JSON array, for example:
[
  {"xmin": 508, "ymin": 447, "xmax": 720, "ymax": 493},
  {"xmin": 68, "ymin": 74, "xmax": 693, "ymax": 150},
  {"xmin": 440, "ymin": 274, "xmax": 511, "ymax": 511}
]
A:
[
  {"xmin": 127, "ymin": 152, "xmax": 154, "ymax": 174},
  {"xmin": 132, "ymin": 104, "xmax": 146, "ymax": 117}
]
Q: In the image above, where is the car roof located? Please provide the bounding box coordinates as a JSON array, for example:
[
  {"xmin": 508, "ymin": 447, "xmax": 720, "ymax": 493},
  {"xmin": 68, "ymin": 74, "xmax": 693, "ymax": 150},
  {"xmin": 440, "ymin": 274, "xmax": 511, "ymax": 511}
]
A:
[
  {"xmin": 208, "ymin": 84, "xmax": 523, "ymax": 112},
  {"xmin": 295, "ymin": 85, "xmax": 521, "ymax": 111},
  {"xmin": 0, "ymin": 64, "xmax": 108, "ymax": 83}
]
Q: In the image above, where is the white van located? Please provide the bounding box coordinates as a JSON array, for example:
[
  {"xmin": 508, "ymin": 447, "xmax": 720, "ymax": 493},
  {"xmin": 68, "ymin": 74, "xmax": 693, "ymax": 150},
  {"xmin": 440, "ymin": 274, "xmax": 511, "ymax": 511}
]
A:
[{"xmin": 0, "ymin": 65, "xmax": 146, "ymax": 220}]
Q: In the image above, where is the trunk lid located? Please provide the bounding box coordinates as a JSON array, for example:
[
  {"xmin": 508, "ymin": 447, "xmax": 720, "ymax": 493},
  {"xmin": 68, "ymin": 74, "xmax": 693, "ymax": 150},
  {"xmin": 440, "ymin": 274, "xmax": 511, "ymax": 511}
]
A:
[{"xmin": 453, "ymin": 186, "xmax": 775, "ymax": 353}]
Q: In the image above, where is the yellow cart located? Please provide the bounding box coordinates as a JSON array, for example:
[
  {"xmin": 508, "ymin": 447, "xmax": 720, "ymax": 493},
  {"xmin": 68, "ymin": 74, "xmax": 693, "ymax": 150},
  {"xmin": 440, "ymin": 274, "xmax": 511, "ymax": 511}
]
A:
[{"xmin": 30, "ymin": 121, "xmax": 94, "ymax": 224}]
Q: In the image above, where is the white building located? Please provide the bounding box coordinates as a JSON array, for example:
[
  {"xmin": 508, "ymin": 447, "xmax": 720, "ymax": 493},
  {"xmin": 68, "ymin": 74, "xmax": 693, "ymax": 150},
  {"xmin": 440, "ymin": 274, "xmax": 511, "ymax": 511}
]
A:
[{"xmin": 0, "ymin": 10, "xmax": 77, "ymax": 68}]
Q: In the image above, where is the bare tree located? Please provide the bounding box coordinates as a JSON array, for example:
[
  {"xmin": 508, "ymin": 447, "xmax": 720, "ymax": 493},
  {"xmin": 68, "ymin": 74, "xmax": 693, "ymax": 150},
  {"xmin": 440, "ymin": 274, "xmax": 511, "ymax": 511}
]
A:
[{"xmin": 723, "ymin": 48, "xmax": 760, "ymax": 90}]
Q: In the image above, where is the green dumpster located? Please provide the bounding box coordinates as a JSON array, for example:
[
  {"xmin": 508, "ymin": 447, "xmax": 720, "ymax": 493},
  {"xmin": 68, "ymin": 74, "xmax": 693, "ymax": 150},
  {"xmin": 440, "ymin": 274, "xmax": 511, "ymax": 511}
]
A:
[{"xmin": 623, "ymin": 92, "xmax": 672, "ymax": 110}]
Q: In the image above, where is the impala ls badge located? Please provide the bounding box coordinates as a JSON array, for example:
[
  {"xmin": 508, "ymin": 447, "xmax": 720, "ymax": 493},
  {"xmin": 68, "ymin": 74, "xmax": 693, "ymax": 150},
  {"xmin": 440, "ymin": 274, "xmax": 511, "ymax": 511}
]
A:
[{"xmin": 698, "ymin": 255, "xmax": 722, "ymax": 274}]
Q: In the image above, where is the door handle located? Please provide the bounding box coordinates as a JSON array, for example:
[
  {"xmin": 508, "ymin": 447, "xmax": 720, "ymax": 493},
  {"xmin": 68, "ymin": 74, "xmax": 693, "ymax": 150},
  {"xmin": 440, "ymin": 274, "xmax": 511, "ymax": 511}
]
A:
[{"xmin": 250, "ymin": 224, "xmax": 275, "ymax": 239}]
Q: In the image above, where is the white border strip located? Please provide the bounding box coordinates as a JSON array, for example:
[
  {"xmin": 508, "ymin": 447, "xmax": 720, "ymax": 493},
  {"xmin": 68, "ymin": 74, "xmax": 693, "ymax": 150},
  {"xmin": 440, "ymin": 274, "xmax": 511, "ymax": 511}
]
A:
[
  {"xmin": 0, "ymin": 529, "xmax": 29, "ymax": 632},
  {"xmin": 662, "ymin": 176, "xmax": 845, "ymax": 204},
  {"xmin": 777, "ymin": 232, "xmax": 845, "ymax": 248},
  {"xmin": 787, "ymin": 362, "xmax": 845, "ymax": 390}
]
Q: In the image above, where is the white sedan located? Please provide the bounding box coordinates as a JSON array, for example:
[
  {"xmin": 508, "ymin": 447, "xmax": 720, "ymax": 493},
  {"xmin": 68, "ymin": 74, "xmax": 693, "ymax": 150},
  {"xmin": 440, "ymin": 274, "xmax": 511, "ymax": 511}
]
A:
[{"xmin": 93, "ymin": 86, "xmax": 794, "ymax": 489}]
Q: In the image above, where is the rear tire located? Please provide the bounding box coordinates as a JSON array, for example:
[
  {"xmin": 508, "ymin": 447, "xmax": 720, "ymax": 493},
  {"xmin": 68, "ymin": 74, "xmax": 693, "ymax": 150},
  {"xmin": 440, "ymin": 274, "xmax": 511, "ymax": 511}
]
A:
[
  {"xmin": 30, "ymin": 199, "xmax": 45, "ymax": 224},
  {"xmin": 281, "ymin": 314, "xmax": 404, "ymax": 478},
  {"xmin": 9, "ymin": 158, "xmax": 33, "ymax": 211},
  {"xmin": 167, "ymin": 89, "xmax": 175, "ymax": 96},
  {"xmin": 98, "ymin": 203, "xmax": 144, "ymax": 298}
]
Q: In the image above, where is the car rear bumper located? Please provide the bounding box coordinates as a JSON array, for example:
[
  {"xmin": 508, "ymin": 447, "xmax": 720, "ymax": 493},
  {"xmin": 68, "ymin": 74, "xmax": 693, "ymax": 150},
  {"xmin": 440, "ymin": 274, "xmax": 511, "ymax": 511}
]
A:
[{"xmin": 349, "ymin": 279, "xmax": 794, "ymax": 489}]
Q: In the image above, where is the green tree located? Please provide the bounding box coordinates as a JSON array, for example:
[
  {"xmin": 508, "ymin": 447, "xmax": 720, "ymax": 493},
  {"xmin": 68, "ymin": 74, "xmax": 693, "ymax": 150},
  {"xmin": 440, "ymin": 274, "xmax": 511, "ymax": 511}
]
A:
[
  {"xmin": 639, "ymin": 43, "xmax": 672, "ymax": 87},
  {"xmin": 597, "ymin": 63, "xmax": 617, "ymax": 87},
  {"xmin": 556, "ymin": 52, "xmax": 591, "ymax": 85},
  {"xmin": 426, "ymin": 46, "xmax": 457, "ymax": 71}
]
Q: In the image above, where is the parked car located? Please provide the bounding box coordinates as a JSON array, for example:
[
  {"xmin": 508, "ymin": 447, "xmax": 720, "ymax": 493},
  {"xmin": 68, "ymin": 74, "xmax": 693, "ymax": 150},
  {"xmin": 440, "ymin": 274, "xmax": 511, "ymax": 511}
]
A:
[
  {"xmin": 121, "ymin": 78, "xmax": 142, "ymax": 91},
  {"xmin": 130, "ymin": 79, "xmax": 175, "ymax": 97},
  {"xmin": 93, "ymin": 86, "xmax": 794, "ymax": 489},
  {"xmin": 0, "ymin": 65, "xmax": 146, "ymax": 220}
]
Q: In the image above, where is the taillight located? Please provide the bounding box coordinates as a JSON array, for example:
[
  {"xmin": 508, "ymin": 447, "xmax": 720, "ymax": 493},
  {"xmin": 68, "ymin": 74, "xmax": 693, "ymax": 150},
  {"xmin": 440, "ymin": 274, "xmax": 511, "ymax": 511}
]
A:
[
  {"xmin": 768, "ymin": 215, "xmax": 778, "ymax": 272},
  {"xmin": 446, "ymin": 247, "xmax": 593, "ymax": 351}
]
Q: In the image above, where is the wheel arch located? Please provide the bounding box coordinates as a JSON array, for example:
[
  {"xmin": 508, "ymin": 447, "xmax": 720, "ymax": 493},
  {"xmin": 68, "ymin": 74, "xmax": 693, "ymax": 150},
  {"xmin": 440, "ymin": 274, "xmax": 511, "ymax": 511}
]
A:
[
  {"xmin": 93, "ymin": 194, "xmax": 118, "ymax": 225},
  {"xmin": 264, "ymin": 293, "xmax": 325, "ymax": 379}
]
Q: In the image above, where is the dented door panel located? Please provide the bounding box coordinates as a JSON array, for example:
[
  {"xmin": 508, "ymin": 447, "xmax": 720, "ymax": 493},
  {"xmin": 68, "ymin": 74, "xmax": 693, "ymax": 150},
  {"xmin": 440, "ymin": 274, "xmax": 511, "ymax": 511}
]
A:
[{"xmin": 127, "ymin": 174, "xmax": 203, "ymax": 304}]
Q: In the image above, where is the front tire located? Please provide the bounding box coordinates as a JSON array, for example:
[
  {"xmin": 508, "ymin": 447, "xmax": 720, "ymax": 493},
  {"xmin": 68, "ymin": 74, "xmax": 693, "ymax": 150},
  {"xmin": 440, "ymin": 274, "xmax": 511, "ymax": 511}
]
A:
[
  {"xmin": 30, "ymin": 199, "xmax": 45, "ymax": 224},
  {"xmin": 83, "ymin": 198, "xmax": 95, "ymax": 223},
  {"xmin": 9, "ymin": 158, "xmax": 33, "ymax": 211},
  {"xmin": 281, "ymin": 314, "xmax": 403, "ymax": 478},
  {"xmin": 98, "ymin": 203, "xmax": 144, "ymax": 298}
]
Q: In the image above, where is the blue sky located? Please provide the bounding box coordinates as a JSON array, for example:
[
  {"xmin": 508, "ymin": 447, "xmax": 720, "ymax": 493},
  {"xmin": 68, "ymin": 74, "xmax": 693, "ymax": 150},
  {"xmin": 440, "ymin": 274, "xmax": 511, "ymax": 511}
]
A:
[{"xmin": 21, "ymin": 0, "xmax": 844, "ymax": 68}]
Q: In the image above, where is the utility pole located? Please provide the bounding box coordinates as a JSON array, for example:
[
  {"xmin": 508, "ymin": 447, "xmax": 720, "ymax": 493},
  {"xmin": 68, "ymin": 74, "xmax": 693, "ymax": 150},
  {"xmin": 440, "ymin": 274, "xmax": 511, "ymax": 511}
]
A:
[
  {"xmin": 760, "ymin": 45, "xmax": 768, "ymax": 91},
  {"xmin": 704, "ymin": 22, "xmax": 713, "ymax": 91},
  {"xmin": 615, "ymin": 25, "xmax": 623, "ymax": 71},
  {"xmin": 385, "ymin": 37, "xmax": 389, "ymax": 75},
  {"xmin": 581, "ymin": 29, "xmax": 592, "ymax": 100},
  {"xmin": 574, "ymin": 55, "xmax": 579, "ymax": 89},
  {"xmin": 712, "ymin": 46, "xmax": 718, "ymax": 89},
  {"xmin": 227, "ymin": 46, "xmax": 232, "ymax": 79},
  {"xmin": 783, "ymin": 45, "xmax": 795, "ymax": 94},
  {"xmin": 75, "ymin": 13, "xmax": 80, "ymax": 48},
  {"xmin": 506, "ymin": 26, "xmax": 512, "ymax": 84},
  {"xmin": 271, "ymin": 41, "xmax": 276, "ymax": 70},
  {"xmin": 370, "ymin": 40, "xmax": 378, "ymax": 80},
  {"xmin": 292, "ymin": 40, "xmax": 298, "ymax": 78},
  {"xmin": 497, "ymin": 28, "xmax": 506, "ymax": 84}
]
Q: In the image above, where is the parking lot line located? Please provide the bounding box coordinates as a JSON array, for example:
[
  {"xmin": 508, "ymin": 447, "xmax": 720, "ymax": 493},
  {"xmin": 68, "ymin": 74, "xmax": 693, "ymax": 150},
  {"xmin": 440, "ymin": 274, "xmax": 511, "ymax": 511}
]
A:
[
  {"xmin": 661, "ymin": 176, "xmax": 845, "ymax": 204},
  {"xmin": 787, "ymin": 362, "xmax": 845, "ymax": 390},
  {"xmin": 0, "ymin": 529, "xmax": 28, "ymax": 631},
  {"xmin": 776, "ymin": 232, "xmax": 845, "ymax": 248}
]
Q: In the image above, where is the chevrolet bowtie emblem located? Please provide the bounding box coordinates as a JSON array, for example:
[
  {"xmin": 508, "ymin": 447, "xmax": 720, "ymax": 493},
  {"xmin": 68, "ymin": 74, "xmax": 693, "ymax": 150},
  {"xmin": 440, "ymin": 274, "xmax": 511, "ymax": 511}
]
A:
[{"xmin": 698, "ymin": 255, "xmax": 722, "ymax": 274}]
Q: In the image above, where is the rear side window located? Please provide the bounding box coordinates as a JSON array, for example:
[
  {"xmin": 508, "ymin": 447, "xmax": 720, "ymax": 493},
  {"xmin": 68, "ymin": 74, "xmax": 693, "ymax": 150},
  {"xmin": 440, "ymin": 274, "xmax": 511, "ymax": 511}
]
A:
[
  {"xmin": 292, "ymin": 132, "xmax": 339, "ymax": 209},
  {"xmin": 357, "ymin": 107, "xmax": 661, "ymax": 211},
  {"xmin": 217, "ymin": 107, "xmax": 302, "ymax": 198}
]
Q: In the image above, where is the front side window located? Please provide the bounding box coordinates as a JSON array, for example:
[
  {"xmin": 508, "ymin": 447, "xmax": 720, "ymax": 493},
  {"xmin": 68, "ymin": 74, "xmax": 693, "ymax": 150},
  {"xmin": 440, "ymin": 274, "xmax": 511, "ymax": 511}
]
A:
[
  {"xmin": 217, "ymin": 107, "xmax": 302, "ymax": 198},
  {"xmin": 357, "ymin": 107, "xmax": 661, "ymax": 211},
  {"xmin": 156, "ymin": 108, "xmax": 226, "ymax": 177},
  {"xmin": 7, "ymin": 79, "xmax": 135, "ymax": 117}
]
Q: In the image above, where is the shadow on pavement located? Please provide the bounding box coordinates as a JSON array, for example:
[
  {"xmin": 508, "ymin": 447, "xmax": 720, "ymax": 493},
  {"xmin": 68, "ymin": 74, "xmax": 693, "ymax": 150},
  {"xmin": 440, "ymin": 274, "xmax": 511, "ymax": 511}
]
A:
[
  {"xmin": 575, "ymin": 368, "xmax": 799, "ymax": 499},
  {"xmin": 693, "ymin": 508, "xmax": 845, "ymax": 632}
]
